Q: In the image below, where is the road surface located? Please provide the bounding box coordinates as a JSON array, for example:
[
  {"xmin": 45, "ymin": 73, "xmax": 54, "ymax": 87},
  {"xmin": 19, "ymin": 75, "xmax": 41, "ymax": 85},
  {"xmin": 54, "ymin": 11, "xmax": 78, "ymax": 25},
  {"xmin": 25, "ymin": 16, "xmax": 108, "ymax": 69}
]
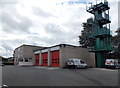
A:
[{"xmin": 2, "ymin": 66, "xmax": 118, "ymax": 86}]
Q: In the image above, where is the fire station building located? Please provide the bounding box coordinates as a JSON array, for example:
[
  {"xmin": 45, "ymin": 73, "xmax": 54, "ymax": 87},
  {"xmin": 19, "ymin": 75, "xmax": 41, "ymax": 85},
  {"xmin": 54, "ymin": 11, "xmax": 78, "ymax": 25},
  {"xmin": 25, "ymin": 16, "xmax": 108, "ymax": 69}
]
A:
[
  {"xmin": 33, "ymin": 44, "xmax": 95, "ymax": 68},
  {"xmin": 14, "ymin": 44, "xmax": 44, "ymax": 66}
]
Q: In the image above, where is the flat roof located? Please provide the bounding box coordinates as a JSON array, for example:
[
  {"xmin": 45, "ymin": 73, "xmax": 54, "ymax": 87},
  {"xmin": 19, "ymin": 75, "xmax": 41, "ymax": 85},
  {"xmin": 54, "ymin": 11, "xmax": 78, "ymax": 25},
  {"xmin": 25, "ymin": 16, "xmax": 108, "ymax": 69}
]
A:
[
  {"xmin": 14, "ymin": 44, "xmax": 45, "ymax": 51},
  {"xmin": 34, "ymin": 44, "xmax": 80, "ymax": 52}
]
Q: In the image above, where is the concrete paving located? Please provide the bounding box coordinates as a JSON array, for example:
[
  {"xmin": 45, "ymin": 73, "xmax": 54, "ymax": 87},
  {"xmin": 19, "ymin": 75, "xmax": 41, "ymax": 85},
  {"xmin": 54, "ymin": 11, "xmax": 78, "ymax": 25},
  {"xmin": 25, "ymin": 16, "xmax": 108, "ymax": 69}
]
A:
[{"xmin": 2, "ymin": 66, "xmax": 118, "ymax": 86}]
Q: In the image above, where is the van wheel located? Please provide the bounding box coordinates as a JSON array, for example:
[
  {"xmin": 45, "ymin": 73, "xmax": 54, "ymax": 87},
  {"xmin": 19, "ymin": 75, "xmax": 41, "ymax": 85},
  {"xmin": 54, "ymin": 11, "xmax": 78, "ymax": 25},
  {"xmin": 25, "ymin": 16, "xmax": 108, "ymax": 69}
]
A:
[
  {"xmin": 85, "ymin": 66, "xmax": 87, "ymax": 69},
  {"xmin": 74, "ymin": 66, "xmax": 78, "ymax": 69}
]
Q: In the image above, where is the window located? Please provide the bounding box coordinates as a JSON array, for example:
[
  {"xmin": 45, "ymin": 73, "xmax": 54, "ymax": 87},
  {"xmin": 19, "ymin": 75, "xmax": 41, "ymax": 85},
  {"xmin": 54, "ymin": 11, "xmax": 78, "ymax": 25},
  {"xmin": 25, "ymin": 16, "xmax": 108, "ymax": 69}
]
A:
[
  {"xmin": 25, "ymin": 59, "xmax": 28, "ymax": 62},
  {"xmin": 68, "ymin": 60, "xmax": 73, "ymax": 62},
  {"xmin": 80, "ymin": 60, "xmax": 85, "ymax": 64},
  {"xmin": 118, "ymin": 60, "xmax": 120, "ymax": 64},
  {"xmin": 19, "ymin": 58, "xmax": 23, "ymax": 62}
]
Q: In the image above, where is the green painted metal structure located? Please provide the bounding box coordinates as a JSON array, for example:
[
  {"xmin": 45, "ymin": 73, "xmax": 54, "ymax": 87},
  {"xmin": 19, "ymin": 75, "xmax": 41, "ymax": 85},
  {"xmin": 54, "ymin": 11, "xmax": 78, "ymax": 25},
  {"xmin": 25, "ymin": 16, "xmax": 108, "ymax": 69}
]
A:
[{"xmin": 86, "ymin": 0, "xmax": 112, "ymax": 68}]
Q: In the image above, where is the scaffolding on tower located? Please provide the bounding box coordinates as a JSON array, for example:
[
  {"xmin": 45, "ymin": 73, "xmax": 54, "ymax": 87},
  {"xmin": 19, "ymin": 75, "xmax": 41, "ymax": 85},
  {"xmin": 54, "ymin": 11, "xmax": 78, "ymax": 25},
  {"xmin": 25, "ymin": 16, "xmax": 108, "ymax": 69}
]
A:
[{"xmin": 86, "ymin": 0, "xmax": 112, "ymax": 68}]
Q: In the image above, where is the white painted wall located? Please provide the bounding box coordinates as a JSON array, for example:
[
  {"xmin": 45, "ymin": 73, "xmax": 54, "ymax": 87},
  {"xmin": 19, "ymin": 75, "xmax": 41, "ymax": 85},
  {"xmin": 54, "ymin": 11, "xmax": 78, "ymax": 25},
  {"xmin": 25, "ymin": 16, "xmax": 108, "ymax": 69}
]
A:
[
  {"xmin": 18, "ymin": 62, "xmax": 33, "ymax": 66},
  {"xmin": 41, "ymin": 49, "xmax": 48, "ymax": 53},
  {"xmin": 50, "ymin": 46, "xmax": 59, "ymax": 51},
  {"xmin": 34, "ymin": 50, "xmax": 40, "ymax": 54}
]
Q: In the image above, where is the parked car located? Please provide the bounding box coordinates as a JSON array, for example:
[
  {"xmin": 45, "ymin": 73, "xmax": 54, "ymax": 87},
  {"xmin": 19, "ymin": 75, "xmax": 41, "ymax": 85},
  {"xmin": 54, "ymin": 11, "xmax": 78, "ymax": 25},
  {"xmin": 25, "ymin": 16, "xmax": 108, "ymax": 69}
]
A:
[
  {"xmin": 2, "ymin": 64, "xmax": 5, "ymax": 66},
  {"xmin": 0, "ymin": 63, "xmax": 4, "ymax": 66},
  {"xmin": 66, "ymin": 58, "xmax": 87, "ymax": 69},
  {"xmin": 105, "ymin": 59, "xmax": 120, "ymax": 69}
]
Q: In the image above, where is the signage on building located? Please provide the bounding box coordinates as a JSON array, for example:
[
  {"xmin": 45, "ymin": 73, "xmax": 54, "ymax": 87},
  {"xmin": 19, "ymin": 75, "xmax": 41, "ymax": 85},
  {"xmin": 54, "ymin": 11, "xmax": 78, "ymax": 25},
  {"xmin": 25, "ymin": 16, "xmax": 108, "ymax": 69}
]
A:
[{"xmin": 50, "ymin": 46, "xmax": 59, "ymax": 51}]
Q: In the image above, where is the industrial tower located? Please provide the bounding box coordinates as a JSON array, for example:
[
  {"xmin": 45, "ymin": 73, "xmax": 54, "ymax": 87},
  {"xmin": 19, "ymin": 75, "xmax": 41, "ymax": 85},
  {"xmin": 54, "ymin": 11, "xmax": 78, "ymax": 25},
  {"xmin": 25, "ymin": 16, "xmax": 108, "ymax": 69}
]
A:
[{"xmin": 86, "ymin": 0, "xmax": 112, "ymax": 68}]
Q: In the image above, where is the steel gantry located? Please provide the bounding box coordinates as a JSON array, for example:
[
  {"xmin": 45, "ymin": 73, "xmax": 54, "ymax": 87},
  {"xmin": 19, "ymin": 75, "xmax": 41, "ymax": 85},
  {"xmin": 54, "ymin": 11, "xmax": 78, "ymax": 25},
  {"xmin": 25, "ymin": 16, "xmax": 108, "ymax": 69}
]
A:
[{"xmin": 86, "ymin": 0, "xmax": 112, "ymax": 68}]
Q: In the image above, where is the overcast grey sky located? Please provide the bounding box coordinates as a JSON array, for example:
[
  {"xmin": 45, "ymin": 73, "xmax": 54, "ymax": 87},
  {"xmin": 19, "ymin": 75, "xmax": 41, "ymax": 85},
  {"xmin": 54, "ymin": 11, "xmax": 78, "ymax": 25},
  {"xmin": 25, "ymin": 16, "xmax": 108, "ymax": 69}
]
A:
[{"xmin": 0, "ymin": 0, "xmax": 119, "ymax": 57}]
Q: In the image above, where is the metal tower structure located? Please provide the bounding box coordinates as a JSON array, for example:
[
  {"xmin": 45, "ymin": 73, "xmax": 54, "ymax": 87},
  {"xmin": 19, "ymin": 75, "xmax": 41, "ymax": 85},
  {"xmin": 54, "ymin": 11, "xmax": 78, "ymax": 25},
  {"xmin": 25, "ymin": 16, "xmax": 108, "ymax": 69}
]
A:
[{"xmin": 86, "ymin": 0, "xmax": 112, "ymax": 68}]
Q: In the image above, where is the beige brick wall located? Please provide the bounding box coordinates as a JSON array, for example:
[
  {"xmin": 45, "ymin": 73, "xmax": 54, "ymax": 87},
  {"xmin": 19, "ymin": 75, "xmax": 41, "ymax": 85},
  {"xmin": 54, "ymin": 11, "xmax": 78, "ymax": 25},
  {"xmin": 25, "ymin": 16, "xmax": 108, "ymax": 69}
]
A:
[
  {"xmin": 60, "ymin": 46, "xmax": 95, "ymax": 68},
  {"xmin": 33, "ymin": 45, "xmax": 95, "ymax": 67},
  {"xmin": 14, "ymin": 45, "xmax": 43, "ymax": 65}
]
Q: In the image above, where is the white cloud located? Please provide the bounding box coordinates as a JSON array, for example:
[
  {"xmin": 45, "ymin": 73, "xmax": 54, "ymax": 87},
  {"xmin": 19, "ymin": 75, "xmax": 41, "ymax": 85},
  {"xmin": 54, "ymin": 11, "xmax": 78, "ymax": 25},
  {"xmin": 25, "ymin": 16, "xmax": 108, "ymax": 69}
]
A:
[{"xmin": 0, "ymin": 0, "xmax": 118, "ymax": 57}]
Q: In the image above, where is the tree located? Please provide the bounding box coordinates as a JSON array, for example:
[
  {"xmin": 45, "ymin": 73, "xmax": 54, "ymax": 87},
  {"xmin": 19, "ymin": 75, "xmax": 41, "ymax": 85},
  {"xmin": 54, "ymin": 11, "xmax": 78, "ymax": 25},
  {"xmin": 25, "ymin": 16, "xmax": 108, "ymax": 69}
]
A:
[
  {"xmin": 112, "ymin": 28, "xmax": 120, "ymax": 58},
  {"xmin": 79, "ymin": 18, "xmax": 120, "ymax": 59},
  {"xmin": 106, "ymin": 28, "xmax": 120, "ymax": 58},
  {"xmin": 79, "ymin": 18, "xmax": 95, "ymax": 48}
]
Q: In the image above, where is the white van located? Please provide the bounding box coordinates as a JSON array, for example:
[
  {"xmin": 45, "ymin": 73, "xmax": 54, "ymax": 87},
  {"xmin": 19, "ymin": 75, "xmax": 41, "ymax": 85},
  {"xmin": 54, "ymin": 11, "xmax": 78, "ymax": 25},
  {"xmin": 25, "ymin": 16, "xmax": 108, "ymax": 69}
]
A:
[
  {"xmin": 66, "ymin": 58, "xmax": 87, "ymax": 69},
  {"xmin": 105, "ymin": 59, "xmax": 120, "ymax": 69}
]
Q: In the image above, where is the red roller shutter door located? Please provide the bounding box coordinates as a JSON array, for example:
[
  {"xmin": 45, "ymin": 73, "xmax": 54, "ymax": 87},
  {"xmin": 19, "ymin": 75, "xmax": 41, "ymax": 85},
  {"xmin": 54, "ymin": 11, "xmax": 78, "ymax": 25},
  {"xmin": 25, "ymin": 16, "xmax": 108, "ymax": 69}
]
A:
[
  {"xmin": 51, "ymin": 50, "xmax": 60, "ymax": 67},
  {"xmin": 42, "ymin": 52, "xmax": 48, "ymax": 66},
  {"xmin": 35, "ymin": 54, "xmax": 39, "ymax": 66}
]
